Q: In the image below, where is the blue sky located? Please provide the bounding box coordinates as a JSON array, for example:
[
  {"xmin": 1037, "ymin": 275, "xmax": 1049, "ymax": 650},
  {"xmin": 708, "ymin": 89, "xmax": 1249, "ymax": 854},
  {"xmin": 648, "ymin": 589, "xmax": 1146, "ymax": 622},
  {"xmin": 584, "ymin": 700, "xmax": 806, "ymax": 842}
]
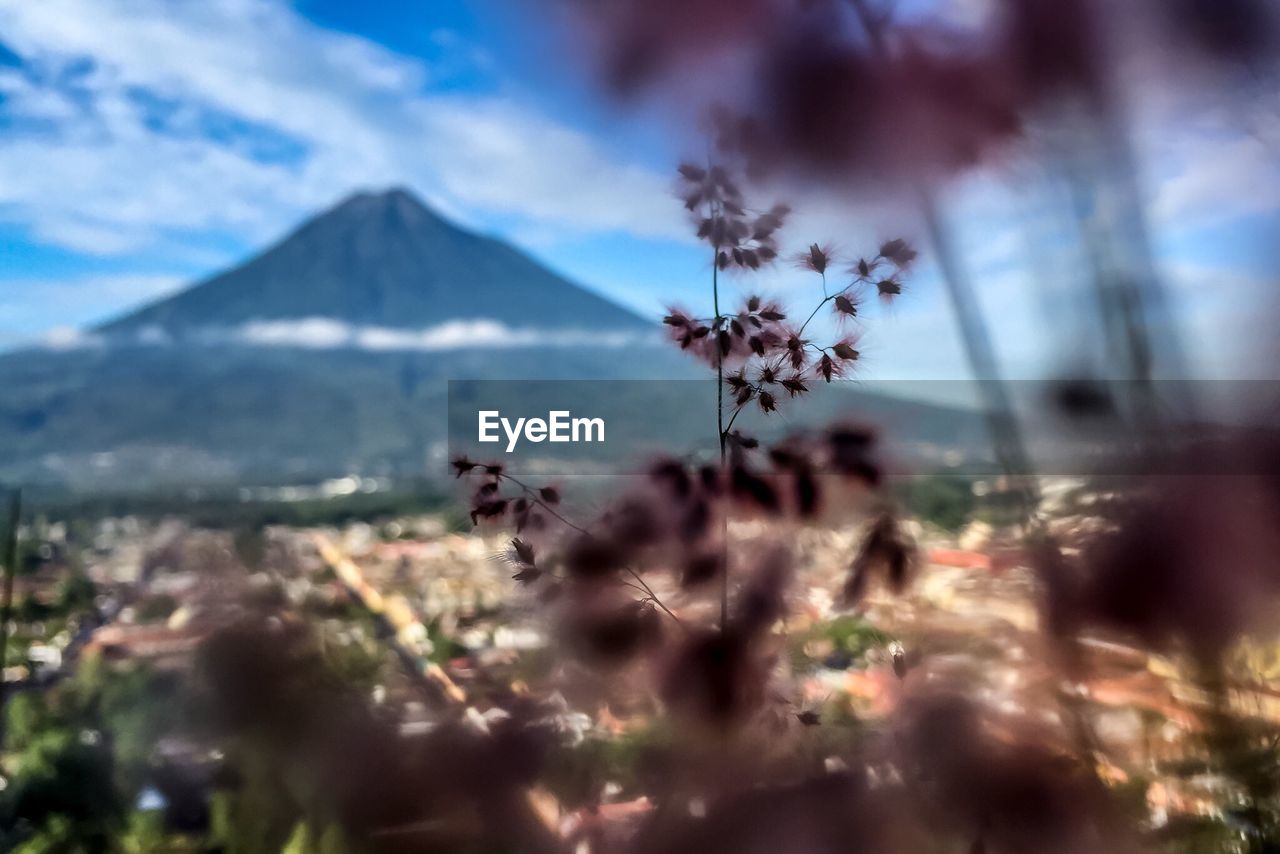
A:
[{"xmin": 0, "ymin": 0, "xmax": 1276, "ymax": 381}]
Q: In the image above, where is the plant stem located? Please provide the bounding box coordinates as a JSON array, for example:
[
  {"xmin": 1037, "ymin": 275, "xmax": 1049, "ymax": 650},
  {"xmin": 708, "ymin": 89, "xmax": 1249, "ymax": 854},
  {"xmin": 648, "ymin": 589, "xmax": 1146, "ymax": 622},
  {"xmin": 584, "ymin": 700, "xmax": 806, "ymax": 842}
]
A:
[
  {"xmin": 0, "ymin": 487, "xmax": 21, "ymax": 712},
  {"xmin": 501, "ymin": 474, "xmax": 592, "ymax": 536},
  {"xmin": 621, "ymin": 570, "xmax": 686, "ymax": 630},
  {"xmin": 499, "ymin": 474, "xmax": 684, "ymax": 628},
  {"xmin": 714, "ymin": 263, "xmax": 725, "ymax": 460},
  {"xmin": 722, "ymin": 405, "xmax": 742, "ymax": 438},
  {"xmin": 713, "ymin": 243, "xmax": 730, "ymax": 630},
  {"xmin": 798, "ymin": 294, "xmax": 835, "ymax": 337}
]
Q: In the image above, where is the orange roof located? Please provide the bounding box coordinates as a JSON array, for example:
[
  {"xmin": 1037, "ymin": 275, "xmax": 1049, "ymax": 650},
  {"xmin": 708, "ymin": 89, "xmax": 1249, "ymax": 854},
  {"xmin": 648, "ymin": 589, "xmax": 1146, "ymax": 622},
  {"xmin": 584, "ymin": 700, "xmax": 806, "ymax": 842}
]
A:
[{"xmin": 926, "ymin": 549, "xmax": 993, "ymax": 570}]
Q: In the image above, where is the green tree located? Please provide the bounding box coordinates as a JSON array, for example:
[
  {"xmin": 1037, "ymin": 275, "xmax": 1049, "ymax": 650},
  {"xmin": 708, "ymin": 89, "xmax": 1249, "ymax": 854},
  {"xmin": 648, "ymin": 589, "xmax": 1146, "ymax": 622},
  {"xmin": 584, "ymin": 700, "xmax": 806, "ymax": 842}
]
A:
[{"xmin": 0, "ymin": 729, "xmax": 125, "ymax": 851}]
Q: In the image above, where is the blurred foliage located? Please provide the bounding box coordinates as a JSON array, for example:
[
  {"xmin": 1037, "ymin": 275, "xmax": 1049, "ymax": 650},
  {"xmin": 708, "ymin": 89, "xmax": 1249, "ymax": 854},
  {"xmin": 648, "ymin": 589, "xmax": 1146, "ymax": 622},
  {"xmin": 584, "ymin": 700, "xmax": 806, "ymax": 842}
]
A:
[
  {"xmin": 4, "ymin": 612, "xmax": 388, "ymax": 852},
  {"xmin": 789, "ymin": 615, "xmax": 893, "ymax": 675},
  {"xmin": 119, "ymin": 809, "xmax": 203, "ymax": 853},
  {"xmin": 281, "ymin": 819, "xmax": 360, "ymax": 854},
  {"xmin": 542, "ymin": 724, "xmax": 669, "ymax": 809},
  {"xmin": 1231, "ymin": 635, "xmax": 1280, "ymax": 684},
  {"xmin": 207, "ymin": 756, "xmax": 304, "ymax": 854},
  {"xmin": 1, "ymin": 655, "xmax": 189, "ymax": 851},
  {"xmin": 0, "ymin": 727, "xmax": 122, "ymax": 851},
  {"xmin": 894, "ymin": 475, "xmax": 976, "ymax": 532},
  {"xmin": 316, "ymin": 631, "xmax": 387, "ymax": 693},
  {"xmin": 424, "ymin": 616, "xmax": 468, "ymax": 666},
  {"xmin": 57, "ymin": 571, "xmax": 96, "ymax": 614},
  {"xmin": 132, "ymin": 594, "xmax": 178, "ymax": 624}
]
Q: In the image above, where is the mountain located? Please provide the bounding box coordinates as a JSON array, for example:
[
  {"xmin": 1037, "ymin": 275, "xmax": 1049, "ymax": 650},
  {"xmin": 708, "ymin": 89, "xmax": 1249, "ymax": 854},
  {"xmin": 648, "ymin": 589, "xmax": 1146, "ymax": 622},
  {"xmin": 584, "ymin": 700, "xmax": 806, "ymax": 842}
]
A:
[
  {"xmin": 100, "ymin": 188, "xmax": 649, "ymax": 336},
  {"xmin": 0, "ymin": 189, "xmax": 688, "ymax": 487},
  {"xmin": 0, "ymin": 188, "xmax": 983, "ymax": 490}
]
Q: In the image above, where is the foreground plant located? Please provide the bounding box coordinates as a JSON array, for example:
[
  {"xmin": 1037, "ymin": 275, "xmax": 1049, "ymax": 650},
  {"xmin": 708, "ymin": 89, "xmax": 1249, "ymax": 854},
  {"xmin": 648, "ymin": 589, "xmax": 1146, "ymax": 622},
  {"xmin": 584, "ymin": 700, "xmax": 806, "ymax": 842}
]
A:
[{"xmin": 454, "ymin": 153, "xmax": 920, "ymax": 743}]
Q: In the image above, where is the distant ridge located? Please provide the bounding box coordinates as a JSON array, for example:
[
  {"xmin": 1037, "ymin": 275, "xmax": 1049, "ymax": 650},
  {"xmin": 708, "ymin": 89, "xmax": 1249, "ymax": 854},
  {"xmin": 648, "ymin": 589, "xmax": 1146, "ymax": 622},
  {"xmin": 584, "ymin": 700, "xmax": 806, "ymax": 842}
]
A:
[
  {"xmin": 0, "ymin": 188, "xmax": 683, "ymax": 486},
  {"xmin": 100, "ymin": 187, "xmax": 650, "ymax": 337},
  {"xmin": 0, "ymin": 188, "xmax": 980, "ymax": 489}
]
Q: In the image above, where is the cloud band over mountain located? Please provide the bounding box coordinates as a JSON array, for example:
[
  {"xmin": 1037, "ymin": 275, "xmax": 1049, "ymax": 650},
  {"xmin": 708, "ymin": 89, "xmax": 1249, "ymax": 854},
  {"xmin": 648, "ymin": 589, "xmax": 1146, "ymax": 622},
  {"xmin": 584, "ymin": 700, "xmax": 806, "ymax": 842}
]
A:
[{"xmin": 41, "ymin": 318, "xmax": 655, "ymax": 352}]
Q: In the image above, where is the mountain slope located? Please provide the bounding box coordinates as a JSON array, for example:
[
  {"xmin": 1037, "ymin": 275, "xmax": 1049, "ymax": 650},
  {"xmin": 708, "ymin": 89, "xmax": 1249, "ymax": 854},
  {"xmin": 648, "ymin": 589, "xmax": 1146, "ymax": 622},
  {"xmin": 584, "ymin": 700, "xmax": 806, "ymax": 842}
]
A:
[
  {"xmin": 0, "ymin": 345, "xmax": 690, "ymax": 487},
  {"xmin": 0, "ymin": 187, "xmax": 685, "ymax": 486},
  {"xmin": 99, "ymin": 188, "xmax": 649, "ymax": 335},
  {"xmin": 0, "ymin": 345, "xmax": 985, "ymax": 488},
  {"xmin": 0, "ymin": 188, "xmax": 981, "ymax": 489}
]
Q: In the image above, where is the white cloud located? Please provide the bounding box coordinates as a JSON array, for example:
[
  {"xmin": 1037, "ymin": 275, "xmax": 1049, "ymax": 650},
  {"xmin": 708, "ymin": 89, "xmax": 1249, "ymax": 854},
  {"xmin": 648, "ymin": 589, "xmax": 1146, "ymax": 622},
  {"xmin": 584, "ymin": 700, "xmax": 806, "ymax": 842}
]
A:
[
  {"xmin": 1149, "ymin": 134, "xmax": 1280, "ymax": 232},
  {"xmin": 148, "ymin": 318, "xmax": 654, "ymax": 351},
  {"xmin": 0, "ymin": 0, "xmax": 685, "ymax": 259},
  {"xmin": 1115, "ymin": 46, "xmax": 1280, "ymax": 236},
  {"xmin": 38, "ymin": 326, "xmax": 104, "ymax": 351},
  {"xmin": 22, "ymin": 315, "xmax": 656, "ymax": 352},
  {"xmin": 234, "ymin": 317, "xmax": 354, "ymax": 349}
]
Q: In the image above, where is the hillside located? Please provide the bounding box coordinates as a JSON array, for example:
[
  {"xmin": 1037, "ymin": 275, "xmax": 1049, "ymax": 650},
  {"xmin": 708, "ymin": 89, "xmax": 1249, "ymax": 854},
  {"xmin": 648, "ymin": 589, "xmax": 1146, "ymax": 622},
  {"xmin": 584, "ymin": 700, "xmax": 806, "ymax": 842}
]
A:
[{"xmin": 0, "ymin": 188, "xmax": 985, "ymax": 489}]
